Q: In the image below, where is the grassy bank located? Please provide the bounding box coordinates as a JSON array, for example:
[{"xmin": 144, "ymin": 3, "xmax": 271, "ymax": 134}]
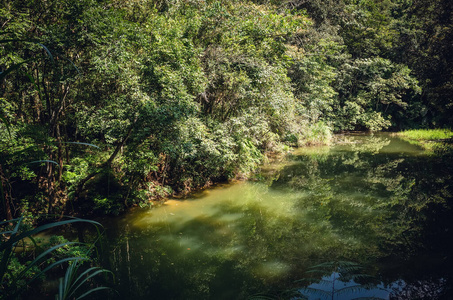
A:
[{"xmin": 397, "ymin": 129, "xmax": 453, "ymax": 153}]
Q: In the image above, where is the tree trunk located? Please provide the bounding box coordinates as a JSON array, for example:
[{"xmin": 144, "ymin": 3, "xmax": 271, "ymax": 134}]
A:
[{"xmin": 0, "ymin": 164, "xmax": 13, "ymax": 220}]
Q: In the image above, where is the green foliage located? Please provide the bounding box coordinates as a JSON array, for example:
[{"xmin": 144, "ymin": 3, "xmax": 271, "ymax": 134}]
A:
[
  {"xmin": 399, "ymin": 129, "xmax": 453, "ymax": 141},
  {"xmin": 397, "ymin": 129, "xmax": 453, "ymax": 154},
  {"xmin": 340, "ymin": 0, "xmax": 400, "ymax": 58},
  {"xmin": 55, "ymin": 258, "xmax": 114, "ymax": 300},
  {"xmin": 288, "ymin": 39, "xmax": 340, "ymax": 123},
  {"xmin": 332, "ymin": 57, "xmax": 421, "ymax": 131},
  {"xmin": 0, "ymin": 0, "xmax": 451, "ymax": 216},
  {"xmin": 304, "ymin": 121, "xmax": 333, "ymax": 145},
  {"xmin": 48, "ymin": 236, "xmax": 90, "ymax": 260},
  {"xmin": 292, "ymin": 0, "xmax": 452, "ymax": 128},
  {"xmin": 0, "ymin": 216, "xmax": 112, "ymax": 299}
]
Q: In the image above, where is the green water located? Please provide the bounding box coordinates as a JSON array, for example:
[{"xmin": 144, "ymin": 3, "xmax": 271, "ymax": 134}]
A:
[{"xmin": 102, "ymin": 133, "xmax": 453, "ymax": 299}]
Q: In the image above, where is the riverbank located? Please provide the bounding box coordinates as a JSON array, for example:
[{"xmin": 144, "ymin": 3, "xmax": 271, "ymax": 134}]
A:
[{"xmin": 396, "ymin": 129, "xmax": 453, "ymax": 154}]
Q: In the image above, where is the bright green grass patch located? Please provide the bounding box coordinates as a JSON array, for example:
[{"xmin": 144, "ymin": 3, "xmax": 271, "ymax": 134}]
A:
[
  {"xmin": 399, "ymin": 129, "xmax": 453, "ymax": 141},
  {"xmin": 397, "ymin": 129, "xmax": 453, "ymax": 153}
]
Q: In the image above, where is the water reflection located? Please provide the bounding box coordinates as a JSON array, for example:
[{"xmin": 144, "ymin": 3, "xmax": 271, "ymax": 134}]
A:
[{"xmin": 102, "ymin": 133, "xmax": 453, "ymax": 299}]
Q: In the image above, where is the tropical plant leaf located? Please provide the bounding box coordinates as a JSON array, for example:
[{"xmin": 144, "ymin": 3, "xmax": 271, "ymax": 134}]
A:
[
  {"xmin": 11, "ymin": 215, "xmax": 23, "ymax": 234},
  {"xmin": 64, "ymin": 56, "xmax": 81, "ymax": 75},
  {"xmin": 340, "ymin": 273, "xmax": 373, "ymax": 282},
  {"xmin": 28, "ymin": 257, "xmax": 89, "ymax": 285},
  {"xmin": 68, "ymin": 268, "xmax": 113, "ymax": 299},
  {"xmin": 37, "ymin": 43, "xmax": 54, "ymax": 62},
  {"xmin": 53, "ymin": 258, "xmax": 114, "ymax": 300},
  {"xmin": 0, "ymin": 217, "xmax": 24, "ymax": 232},
  {"xmin": 0, "ymin": 218, "xmax": 102, "ymax": 251},
  {"xmin": 295, "ymin": 276, "xmax": 324, "ymax": 283},
  {"xmin": 75, "ymin": 286, "xmax": 112, "ymax": 300},
  {"xmin": 0, "ymin": 61, "xmax": 28, "ymax": 81},
  {"xmin": 298, "ymin": 261, "xmax": 385, "ymax": 300}
]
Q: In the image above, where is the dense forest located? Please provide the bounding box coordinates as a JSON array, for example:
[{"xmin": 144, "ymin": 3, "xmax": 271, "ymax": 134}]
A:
[
  {"xmin": 1, "ymin": 0, "xmax": 452, "ymax": 298},
  {"xmin": 1, "ymin": 0, "xmax": 452, "ymax": 217}
]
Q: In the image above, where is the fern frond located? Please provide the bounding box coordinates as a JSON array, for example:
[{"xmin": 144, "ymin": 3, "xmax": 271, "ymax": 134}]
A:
[
  {"xmin": 335, "ymin": 284, "xmax": 365, "ymax": 294},
  {"xmin": 299, "ymin": 286, "xmax": 332, "ymax": 298}
]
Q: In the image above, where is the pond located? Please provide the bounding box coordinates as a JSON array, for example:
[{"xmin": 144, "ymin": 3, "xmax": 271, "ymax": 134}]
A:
[{"xmin": 100, "ymin": 133, "xmax": 453, "ymax": 299}]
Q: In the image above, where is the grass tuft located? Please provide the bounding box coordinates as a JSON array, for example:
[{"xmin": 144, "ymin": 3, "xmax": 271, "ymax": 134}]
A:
[{"xmin": 397, "ymin": 129, "xmax": 453, "ymax": 153}]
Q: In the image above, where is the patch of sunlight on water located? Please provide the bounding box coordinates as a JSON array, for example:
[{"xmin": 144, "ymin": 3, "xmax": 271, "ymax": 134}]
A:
[
  {"xmin": 133, "ymin": 181, "xmax": 307, "ymax": 230},
  {"xmin": 165, "ymin": 234, "xmax": 204, "ymax": 252}
]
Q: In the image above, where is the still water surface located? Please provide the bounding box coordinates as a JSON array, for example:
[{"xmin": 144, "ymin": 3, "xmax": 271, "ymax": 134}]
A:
[{"xmin": 102, "ymin": 133, "xmax": 453, "ymax": 299}]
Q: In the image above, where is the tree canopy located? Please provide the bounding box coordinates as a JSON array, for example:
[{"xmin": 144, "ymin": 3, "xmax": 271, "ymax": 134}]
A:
[{"xmin": 0, "ymin": 0, "xmax": 451, "ymax": 217}]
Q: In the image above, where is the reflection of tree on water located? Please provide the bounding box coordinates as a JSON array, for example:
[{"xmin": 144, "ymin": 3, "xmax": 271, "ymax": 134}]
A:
[
  {"xmin": 334, "ymin": 134, "xmax": 391, "ymax": 154},
  {"xmin": 350, "ymin": 136, "xmax": 391, "ymax": 154},
  {"xmin": 267, "ymin": 134, "xmax": 453, "ymax": 299},
  {"xmin": 104, "ymin": 134, "xmax": 453, "ymax": 299},
  {"xmin": 298, "ymin": 261, "xmax": 387, "ymax": 300},
  {"xmin": 390, "ymin": 278, "xmax": 449, "ymax": 300}
]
